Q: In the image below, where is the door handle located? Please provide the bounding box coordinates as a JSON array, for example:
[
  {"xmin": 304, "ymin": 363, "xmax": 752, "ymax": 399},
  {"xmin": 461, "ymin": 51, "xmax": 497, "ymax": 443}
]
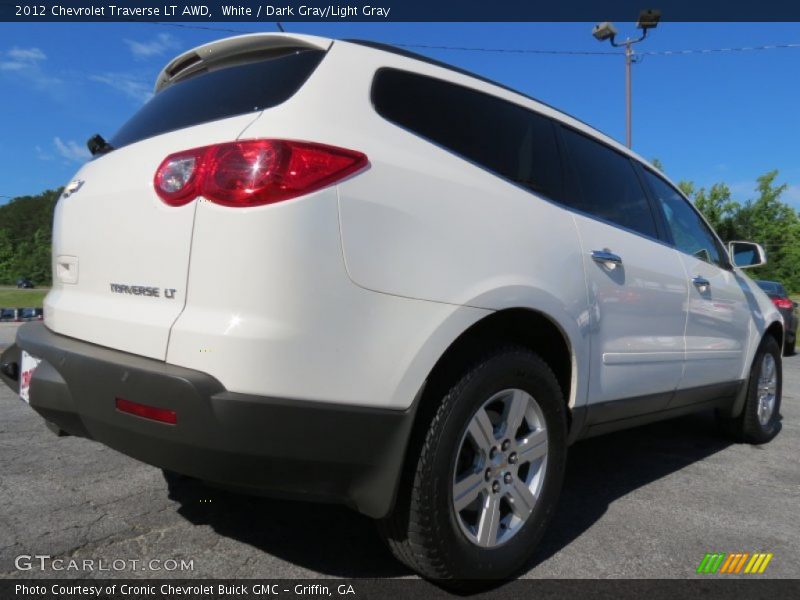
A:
[
  {"xmin": 692, "ymin": 276, "xmax": 711, "ymax": 291},
  {"xmin": 591, "ymin": 250, "xmax": 623, "ymax": 269}
]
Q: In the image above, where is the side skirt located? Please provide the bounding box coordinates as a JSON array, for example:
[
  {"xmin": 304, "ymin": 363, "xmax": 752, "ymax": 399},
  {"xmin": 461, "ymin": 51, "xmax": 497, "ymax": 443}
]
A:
[{"xmin": 572, "ymin": 380, "xmax": 744, "ymax": 440}]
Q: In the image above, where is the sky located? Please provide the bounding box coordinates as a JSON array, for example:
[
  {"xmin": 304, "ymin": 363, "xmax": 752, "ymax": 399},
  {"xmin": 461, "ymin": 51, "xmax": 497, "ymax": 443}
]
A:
[{"xmin": 0, "ymin": 21, "xmax": 798, "ymax": 207}]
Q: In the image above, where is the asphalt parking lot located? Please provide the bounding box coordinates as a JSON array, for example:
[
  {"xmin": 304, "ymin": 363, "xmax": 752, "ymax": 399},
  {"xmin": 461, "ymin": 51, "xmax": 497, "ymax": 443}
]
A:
[{"xmin": 1, "ymin": 321, "xmax": 799, "ymax": 581}]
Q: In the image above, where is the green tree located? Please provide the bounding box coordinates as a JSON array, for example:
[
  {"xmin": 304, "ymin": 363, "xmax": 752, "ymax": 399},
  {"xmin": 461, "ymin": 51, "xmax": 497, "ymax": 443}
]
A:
[
  {"xmin": 693, "ymin": 183, "xmax": 739, "ymax": 241},
  {"xmin": 734, "ymin": 171, "xmax": 800, "ymax": 290},
  {"xmin": 0, "ymin": 229, "xmax": 14, "ymax": 283},
  {"xmin": 0, "ymin": 188, "xmax": 60, "ymax": 285}
]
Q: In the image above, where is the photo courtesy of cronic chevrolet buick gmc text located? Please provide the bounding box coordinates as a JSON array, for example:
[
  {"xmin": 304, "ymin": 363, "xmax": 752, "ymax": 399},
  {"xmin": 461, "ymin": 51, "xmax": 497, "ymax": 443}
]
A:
[{"xmin": 0, "ymin": 33, "xmax": 785, "ymax": 581}]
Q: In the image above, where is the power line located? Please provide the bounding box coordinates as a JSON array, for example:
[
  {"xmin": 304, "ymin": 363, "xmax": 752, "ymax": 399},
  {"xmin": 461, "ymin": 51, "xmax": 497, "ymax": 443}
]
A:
[
  {"xmin": 143, "ymin": 21, "xmax": 800, "ymax": 58},
  {"xmin": 390, "ymin": 42, "xmax": 618, "ymax": 56},
  {"xmin": 639, "ymin": 42, "xmax": 800, "ymax": 56}
]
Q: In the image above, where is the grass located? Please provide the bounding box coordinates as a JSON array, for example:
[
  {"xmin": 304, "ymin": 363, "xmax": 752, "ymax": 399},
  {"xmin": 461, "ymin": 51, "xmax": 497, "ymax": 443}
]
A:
[{"xmin": 0, "ymin": 288, "xmax": 48, "ymax": 308}]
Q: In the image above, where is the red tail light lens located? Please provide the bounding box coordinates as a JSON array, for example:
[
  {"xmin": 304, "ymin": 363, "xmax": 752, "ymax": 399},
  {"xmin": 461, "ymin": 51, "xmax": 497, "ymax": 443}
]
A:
[
  {"xmin": 773, "ymin": 297, "xmax": 794, "ymax": 310},
  {"xmin": 154, "ymin": 140, "xmax": 367, "ymax": 207}
]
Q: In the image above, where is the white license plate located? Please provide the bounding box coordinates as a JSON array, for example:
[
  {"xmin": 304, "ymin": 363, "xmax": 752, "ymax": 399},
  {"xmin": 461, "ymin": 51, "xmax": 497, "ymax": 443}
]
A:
[{"xmin": 19, "ymin": 350, "xmax": 41, "ymax": 404}]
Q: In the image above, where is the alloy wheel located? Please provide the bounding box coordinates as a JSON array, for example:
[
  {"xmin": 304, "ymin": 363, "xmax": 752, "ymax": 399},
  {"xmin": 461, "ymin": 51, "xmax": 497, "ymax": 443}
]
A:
[{"xmin": 452, "ymin": 388, "xmax": 548, "ymax": 548}]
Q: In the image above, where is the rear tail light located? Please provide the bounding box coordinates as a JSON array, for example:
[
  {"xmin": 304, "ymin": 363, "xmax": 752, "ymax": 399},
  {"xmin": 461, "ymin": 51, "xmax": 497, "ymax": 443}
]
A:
[
  {"xmin": 116, "ymin": 397, "xmax": 177, "ymax": 424},
  {"xmin": 154, "ymin": 139, "xmax": 368, "ymax": 207},
  {"xmin": 154, "ymin": 148, "xmax": 205, "ymax": 206},
  {"xmin": 772, "ymin": 297, "xmax": 794, "ymax": 310}
]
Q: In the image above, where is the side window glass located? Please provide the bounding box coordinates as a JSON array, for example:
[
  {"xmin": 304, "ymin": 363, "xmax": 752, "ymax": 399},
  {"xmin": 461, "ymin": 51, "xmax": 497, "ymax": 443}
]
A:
[
  {"xmin": 560, "ymin": 127, "xmax": 658, "ymax": 239},
  {"xmin": 372, "ymin": 69, "xmax": 564, "ymax": 202},
  {"xmin": 643, "ymin": 170, "xmax": 725, "ymax": 267}
]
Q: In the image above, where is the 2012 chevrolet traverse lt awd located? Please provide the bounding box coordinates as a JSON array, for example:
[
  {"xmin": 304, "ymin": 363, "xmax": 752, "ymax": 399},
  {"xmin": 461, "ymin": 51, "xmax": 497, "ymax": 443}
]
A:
[{"xmin": 0, "ymin": 34, "xmax": 784, "ymax": 580}]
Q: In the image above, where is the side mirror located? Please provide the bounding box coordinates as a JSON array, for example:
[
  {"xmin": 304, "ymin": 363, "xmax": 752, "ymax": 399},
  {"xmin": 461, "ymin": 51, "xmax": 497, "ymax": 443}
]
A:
[{"xmin": 728, "ymin": 241, "xmax": 767, "ymax": 269}]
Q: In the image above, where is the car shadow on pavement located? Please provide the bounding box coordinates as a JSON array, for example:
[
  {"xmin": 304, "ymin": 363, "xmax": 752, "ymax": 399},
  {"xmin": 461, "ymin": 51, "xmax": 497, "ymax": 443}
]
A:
[
  {"xmin": 165, "ymin": 472, "xmax": 411, "ymax": 577},
  {"xmin": 166, "ymin": 410, "xmax": 732, "ymax": 578},
  {"xmin": 526, "ymin": 410, "xmax": 733, "ymax": 571}
]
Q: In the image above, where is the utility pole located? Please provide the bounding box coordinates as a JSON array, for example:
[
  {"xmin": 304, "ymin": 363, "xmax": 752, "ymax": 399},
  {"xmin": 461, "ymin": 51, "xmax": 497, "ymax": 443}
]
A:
[
  {"xmin": 592, "ymin": 9, "xmax": 661, "ymax": 149},
  {"xmin": 625, "ymin": 41, "xmax": 633, "ymax": 148}
]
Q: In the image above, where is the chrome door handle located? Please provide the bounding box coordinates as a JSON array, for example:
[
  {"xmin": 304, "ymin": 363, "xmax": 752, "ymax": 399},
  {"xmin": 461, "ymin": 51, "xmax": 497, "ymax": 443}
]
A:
[
  {"xmin": 591, "ymin": 250, "xmax": 623, "ymax": 269},
  {"xmin": 692, "ymin": 276, "xmax": 711, "ymax": 290}
]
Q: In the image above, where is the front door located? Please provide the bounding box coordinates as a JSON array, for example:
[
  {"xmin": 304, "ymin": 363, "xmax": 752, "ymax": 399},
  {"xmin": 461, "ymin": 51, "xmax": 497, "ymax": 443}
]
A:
[{"xmin": 641, "ymin": 169, "xmax": 750, "ymax": 394}]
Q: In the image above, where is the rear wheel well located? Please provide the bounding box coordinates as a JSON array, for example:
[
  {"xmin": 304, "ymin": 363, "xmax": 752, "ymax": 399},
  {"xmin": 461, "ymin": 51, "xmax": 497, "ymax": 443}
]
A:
[
  {"xmin": 389, "ymin": 308, "xmax": 573, "ymax": 519},
  {"xmin": 426, "ymin": 309, "xmax": 571, "ymax": 403},
  {"xmin": 412, "ymin": 309, "xmax": 573, "ymax": 445}
]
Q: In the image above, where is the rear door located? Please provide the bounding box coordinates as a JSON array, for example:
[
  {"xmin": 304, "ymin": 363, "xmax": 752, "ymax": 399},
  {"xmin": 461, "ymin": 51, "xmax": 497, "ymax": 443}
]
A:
[
  {"xmin": 559, "ymin": 127, "xmax": 688, "ymax": 418},
  {"xmin": 45, "ymin": 44, "xmax": 327, "ymax": 360}
]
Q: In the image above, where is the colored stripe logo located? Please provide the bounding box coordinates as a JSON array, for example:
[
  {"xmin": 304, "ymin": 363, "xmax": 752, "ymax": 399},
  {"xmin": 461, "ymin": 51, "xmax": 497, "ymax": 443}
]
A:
[{"xmin": 696, "ymin": 552, "xmax": 773, "ymax": 574}]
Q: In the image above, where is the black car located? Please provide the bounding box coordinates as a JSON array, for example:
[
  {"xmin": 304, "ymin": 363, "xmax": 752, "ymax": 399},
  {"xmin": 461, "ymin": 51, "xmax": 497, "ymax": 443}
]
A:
[
  {"xmin": 16, "ymin": 278, "xmax": 34, "ymax": 289},
  {"xmin": 756, "ymin": 280, "xmax": 798, "ymax": 355}
]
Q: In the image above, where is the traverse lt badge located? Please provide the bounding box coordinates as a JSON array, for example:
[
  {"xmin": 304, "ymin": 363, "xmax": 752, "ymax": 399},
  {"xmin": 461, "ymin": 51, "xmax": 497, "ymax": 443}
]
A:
[{"xmin": 109, "ymin": 284, "xmax": 177, "ymax": 299}]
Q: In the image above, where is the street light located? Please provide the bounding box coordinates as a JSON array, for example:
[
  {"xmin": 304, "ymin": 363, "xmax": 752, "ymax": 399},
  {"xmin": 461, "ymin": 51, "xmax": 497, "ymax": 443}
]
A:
[{"xmin": 593, "ymin": 9, "xmax": 661, "ymax": 148}]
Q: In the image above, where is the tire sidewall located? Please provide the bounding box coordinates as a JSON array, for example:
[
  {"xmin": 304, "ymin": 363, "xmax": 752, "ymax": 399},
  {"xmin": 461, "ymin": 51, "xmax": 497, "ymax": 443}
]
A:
[
  {"xmin": 426, "ymin": 350, "xmax": 567, "ymax": 579},
  {"xmin": 745, "ymin": 337, "xmax": 782, "ymax": 441}
]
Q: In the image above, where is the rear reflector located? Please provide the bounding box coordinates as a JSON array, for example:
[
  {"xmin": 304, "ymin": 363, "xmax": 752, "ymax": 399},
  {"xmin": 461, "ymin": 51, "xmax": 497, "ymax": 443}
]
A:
[
  {"xmin": 154, "ymin": 139, "xmax": 368, "ymax": 207},
  {"xmin": 115, "ymin": 397, "xmax": 177, "ymax": 424}
]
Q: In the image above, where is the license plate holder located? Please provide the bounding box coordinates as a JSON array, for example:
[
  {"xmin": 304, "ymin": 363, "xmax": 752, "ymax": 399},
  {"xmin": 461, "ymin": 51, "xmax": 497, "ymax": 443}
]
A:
[{"xmin": 19, "ymin": 350, "xmax": 41, "ymax": 404}]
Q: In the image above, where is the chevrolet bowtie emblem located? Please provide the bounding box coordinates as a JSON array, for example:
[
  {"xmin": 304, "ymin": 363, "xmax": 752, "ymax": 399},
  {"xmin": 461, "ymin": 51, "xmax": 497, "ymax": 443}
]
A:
[{"xmin": 62, "ymin": 179, "xmax": 85, "ymax": 198}]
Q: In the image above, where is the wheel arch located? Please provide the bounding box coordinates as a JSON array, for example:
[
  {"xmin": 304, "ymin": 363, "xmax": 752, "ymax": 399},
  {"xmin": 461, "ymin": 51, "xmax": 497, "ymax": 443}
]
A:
[
  {"xmin": 385, "ymin": 306, "xmax": 578, "ymax": 518},
  {"xmin": 420, "ymin": 308, "xmax": 575, "ymax": 414},
  {"xmin": 725, "ymin": 319, "xmax": 784, "ymax": 419},
  {"xmin": 765, "ymin": 319, "xmax": 785, "ymax": 349},
  {"xmin": 409, "ymin": 308, "xmax": 576, "ymax": 455}
]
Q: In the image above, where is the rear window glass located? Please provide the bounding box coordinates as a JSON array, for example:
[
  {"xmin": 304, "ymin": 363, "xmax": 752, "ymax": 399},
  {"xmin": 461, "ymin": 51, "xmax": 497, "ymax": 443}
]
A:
[
  {"xmin": 110, "ymin": 49, "xmax": 326, "ymax": 149},
  {"xmin": 372, "ymin": 69, "xmax": 565, "ymax": 202}
]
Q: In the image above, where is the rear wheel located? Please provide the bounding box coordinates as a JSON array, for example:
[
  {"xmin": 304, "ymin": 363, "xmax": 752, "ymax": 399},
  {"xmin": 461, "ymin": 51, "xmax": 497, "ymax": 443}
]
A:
[
  {"xmin": 718, "ymin": 335, "xmax": 782, "ymax": 443},
  {"xmin": 379, "ymin": 347, "xmax": 567, "ymax": 580}
]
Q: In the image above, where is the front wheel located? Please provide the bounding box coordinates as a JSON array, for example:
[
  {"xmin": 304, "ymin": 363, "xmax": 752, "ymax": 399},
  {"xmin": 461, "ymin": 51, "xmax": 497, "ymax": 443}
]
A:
[
  {"xmin": 784, "ymin": 332, "xmax": 795, "ymax": 356},
  {"xmin": 379, "ymin": 347, "xmax": 567, "ymax": 580},
  {"xmin": 718, "ymin": 335, "xmax": 782, "ymax": 444}
]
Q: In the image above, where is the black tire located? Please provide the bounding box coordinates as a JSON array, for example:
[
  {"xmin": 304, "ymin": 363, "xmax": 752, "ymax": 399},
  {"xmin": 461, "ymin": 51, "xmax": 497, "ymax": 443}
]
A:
[
  {"xmin": 378, "ymin": 347, "xmax": 567, "ymax": 581},
  {"xmin": 784, "ymin": 333, "xmax": 795, "ymax": 357},
  {"xmin": 718, "ymin": 335, "xmax": 782, "ymax": 444}
]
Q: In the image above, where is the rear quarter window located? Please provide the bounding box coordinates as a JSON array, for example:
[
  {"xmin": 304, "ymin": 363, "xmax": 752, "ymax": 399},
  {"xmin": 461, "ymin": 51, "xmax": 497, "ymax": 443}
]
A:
[
  {"xmin": 110, "ymin": 49, "xmax": 326, "ymax": 149},
  {"xmin": 371, "ymin": 68, "xmax": 565, "ymax": 202}
]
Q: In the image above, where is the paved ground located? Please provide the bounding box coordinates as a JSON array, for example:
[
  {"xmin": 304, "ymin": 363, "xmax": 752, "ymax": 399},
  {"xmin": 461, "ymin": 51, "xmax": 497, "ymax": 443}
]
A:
[{"xmin": 1, "ymin": 321, "xmax": 798, "ymax": 580}]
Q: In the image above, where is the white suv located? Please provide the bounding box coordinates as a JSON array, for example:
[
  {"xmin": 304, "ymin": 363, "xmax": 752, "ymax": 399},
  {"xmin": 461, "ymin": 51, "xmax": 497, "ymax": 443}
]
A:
[{"xmin": 0, "ymin": 33, "xmax": 784, "ymax": 580}]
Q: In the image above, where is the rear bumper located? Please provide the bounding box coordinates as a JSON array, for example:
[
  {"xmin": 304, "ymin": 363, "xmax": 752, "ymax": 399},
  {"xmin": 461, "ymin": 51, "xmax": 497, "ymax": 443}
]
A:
[{"xmin": 0, "ymin": 322, "xmax": 417, "ymax": 518}]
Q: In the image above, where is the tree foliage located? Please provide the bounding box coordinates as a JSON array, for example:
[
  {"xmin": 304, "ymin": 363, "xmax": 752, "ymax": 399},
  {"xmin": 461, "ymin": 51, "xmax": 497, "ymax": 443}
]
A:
[
  {"xmin": 675, "ymin": 169, "xmax": 800, "ymax": 292},
  {"xmin": 0, "ymin": 188, "xmax": 60, "ymax": 285}
]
